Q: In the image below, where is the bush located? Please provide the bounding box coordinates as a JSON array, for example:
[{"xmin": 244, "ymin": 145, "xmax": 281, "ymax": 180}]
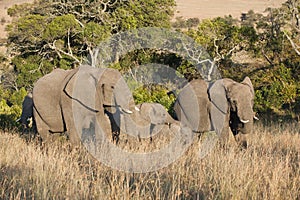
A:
[
  {"xmin": 0, "ymin": 87, "xmax": 27, "ymax": 131},
  {"xmin": 132, "ymin": 84, "xmax": 176, "ymax": 115}
]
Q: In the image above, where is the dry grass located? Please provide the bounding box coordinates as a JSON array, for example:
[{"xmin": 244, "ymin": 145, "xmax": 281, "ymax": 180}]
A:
[{"xmin": 0, "ymin": 122, "xmax": 299, "ymax": 199}]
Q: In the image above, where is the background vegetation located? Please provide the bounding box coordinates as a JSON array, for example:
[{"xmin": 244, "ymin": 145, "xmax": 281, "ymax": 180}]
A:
[{"xmin": 0, "ymin": 0, "xmax": 300, "ymax": 129}]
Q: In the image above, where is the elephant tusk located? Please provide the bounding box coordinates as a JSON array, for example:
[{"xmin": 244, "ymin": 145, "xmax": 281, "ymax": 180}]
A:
[
  {"xmin": 135, "ymin": 106, "xmax": 140, "ymax": 111},
  {"xmin": 121, "ymin": 108, "xmax": 133, "ymax": 114},
  {"xmin": 254, "ymin": 116, "xmax": 259, "ymax": 120},
  {"xmin": 240, "ymin": 119, "xmax": 250, "ymax": 123}
]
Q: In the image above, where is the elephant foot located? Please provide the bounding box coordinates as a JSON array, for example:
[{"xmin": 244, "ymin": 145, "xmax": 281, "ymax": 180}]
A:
[{"xmin": 112, "ymin": 131, "xmax": 120, "ymax": 144}]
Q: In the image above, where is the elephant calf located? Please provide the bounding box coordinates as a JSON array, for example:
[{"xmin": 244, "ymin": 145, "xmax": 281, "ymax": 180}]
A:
[
  {"xmin": 122, "ymin": 102, "xmax": 177, "ymax": 141},
  {"xmin": 174, "ymin": 77, "xmax": 257, "ymax": 148}
]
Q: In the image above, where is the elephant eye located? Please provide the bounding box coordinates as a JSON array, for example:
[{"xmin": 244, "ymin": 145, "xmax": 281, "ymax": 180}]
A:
[{"xmin": 111, "ymin": 86, "xmax": 115, "ymax": 89}]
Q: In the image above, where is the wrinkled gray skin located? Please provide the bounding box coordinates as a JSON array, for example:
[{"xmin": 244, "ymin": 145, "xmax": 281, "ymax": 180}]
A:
[
  {"xmin": 174, "ymin": 79, "xmax": 211, "ymax": 133},
  {"xmin": 122, "ymin": 102, "xmax": 177, "ymax": 141},
  {"xmin": 175, "ymin": 77, "xmax": 256, "ymax": 148},
  {"xmin": 32, "ymin": 65, "xmax": 134, "ymax": 145}
]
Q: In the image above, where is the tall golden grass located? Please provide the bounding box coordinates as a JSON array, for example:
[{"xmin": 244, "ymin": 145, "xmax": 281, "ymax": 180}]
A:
[{"xmin": 0, "ymin": 122, "xmax": 299, "ymax": 199}]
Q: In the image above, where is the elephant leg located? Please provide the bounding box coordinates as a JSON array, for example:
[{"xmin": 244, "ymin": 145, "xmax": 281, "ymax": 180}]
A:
[
  {"xmin": 212, "ymin": 114, "xmax": 230, "ymax": 149},
  {"xmin": 33, "ymin": 107, "xmax": 51, "ymax": 143},
  {"xmin": 64, "ymin": 115, "xmax": 82, "ymax": 146},
  {"xmin": 218, "ymin": 126, "xmax": 229, "ymax": 148},
  {"xmin": 105, "ymin": 110, "xmax": 120, "ymax": 144}
]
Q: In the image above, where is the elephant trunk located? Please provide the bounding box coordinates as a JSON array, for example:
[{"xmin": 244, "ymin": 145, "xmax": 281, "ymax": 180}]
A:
[
  {"xmin": 113, "ymin": 78, "xmax": 135, "ymax": 114},
  {"xmin": 231, "ymin": 106, "xmax": 254, "ymax": 148},
  {"xmin": 237, "ymin": 104, "xmax": 254, "ymax": 126}
]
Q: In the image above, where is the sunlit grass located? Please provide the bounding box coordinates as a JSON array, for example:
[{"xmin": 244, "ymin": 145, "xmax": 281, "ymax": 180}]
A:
[{"xmin": 0, "ymin": 122, "xmax": 299, "ymax": 199}]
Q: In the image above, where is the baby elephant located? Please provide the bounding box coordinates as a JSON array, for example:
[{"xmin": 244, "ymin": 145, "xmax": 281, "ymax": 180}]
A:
[{"xmin": 122, "ymin": 102, "xmax": 177, "ymax": 141}]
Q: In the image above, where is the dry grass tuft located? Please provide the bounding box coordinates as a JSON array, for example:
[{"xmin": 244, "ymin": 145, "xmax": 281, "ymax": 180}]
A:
[{"xmin": 0, "ymin": 122, "xmax": 299, "ymax": 199}]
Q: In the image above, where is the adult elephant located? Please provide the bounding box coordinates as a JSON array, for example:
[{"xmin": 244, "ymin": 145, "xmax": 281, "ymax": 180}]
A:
[
  {"xmin": 174, "ymin": 77, "xmax": 257, "ymax": 148},
  {"xmin": 32, "ymin": 65, "xmax": 134, "ymax": 146},
  {"xmin": 121, "ymin": 102, "xmax": 177, "ymax": 141}
]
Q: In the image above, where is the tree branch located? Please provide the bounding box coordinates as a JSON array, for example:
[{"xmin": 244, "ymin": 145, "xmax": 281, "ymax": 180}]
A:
[
  {"xmin": 48, "ymin": 40, "xmax": 81, "ymax": 63},
  {"xmin": 283, "ymin": 31, "xmax": 300, "ymax": 56}
]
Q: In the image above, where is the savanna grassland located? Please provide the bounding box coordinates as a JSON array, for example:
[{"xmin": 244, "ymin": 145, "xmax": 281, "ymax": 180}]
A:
[
  {"xmin": 0, "ymin": 0, "xmax": 300, "ymax": 199},
  {"xmin": 1, "ymin": 122, "xmax": 299, "ymax": 199}
]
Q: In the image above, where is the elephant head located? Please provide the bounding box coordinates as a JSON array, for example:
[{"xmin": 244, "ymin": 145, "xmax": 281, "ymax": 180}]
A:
[
  {"xmin": 209, "ymin": 76, "xmax": 256, "ymax": 148},
  {"xmin": 64, "ymin": 65, "xmax": 134, "ymax": 116},
  {"xmin": 61, "ymin": 65, "xmax": 135, "ymax": 144},
  {"xmin": 138, "ymin": 103, "xmax": 176, "ymax": 125},
  {"xmin": 122, "ymin": 102, "xmax": 177, "ymax": 140}
]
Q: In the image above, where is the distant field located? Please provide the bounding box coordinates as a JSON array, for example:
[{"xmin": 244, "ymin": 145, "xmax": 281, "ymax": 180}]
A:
[
  {"xmin": 175, "ymin": 0, "xmax": 287, "ymax": 19},
  {"xmin": 0, "ymin": 0, "xmax": 33, "ymax": 38}
]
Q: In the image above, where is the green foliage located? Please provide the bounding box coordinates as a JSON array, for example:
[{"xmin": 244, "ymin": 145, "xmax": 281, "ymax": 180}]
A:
[
  {"xmin": 254, "ymin": 64, "xmax": 297, "ymax": 114},
  {"xmin": 7, "ymin": 14, "xmax": 47, "ymax": 48},
  {"xmin": 113, "ymin": 0, "xmax": 175, "ymax": 31},
  {"xmin": 43, "ymin": 14, "xmax": 80, "ymax": 41},
  {"xmin": 0, "ymin": 87, "xmax": 26, "ymax": 131},
  {"xmin": 7, "ymin": 0, "xmax": 175, "ymax": 66},
  {"xmin": 12, "ymin": 55, "xmax": 44, "ymax": 89},
  {"xmin": 176, "ymin": 61, "xmax": 203, "ymax": 81},
  {"xmin": 186, "ymin": 16, "xmax": 258, "ymax": 70},
  {"xmin": 10, "ymin": 87, "xmax": 27, "ymax": 106},
  {"xmin": 83, "ymin": 22, "xmax": 110, "ymax": 46},
  {"xmin": 133, "ymin": 84, "xmax": 176, "ymax": 114}
]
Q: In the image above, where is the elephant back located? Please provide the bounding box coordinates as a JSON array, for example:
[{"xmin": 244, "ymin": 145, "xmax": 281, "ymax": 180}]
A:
[{"xmin": 33, "ymin": 68, "xmax": 71, "ymax": 133}]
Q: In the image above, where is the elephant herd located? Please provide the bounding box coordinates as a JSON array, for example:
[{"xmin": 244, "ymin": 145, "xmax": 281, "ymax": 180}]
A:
[{"xmin": 20, "ymin": 64, "xmax": 258, "ymax": 149}]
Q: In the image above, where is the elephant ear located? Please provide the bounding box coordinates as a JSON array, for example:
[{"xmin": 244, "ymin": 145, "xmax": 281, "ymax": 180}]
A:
[
  {"xmin": 241, "ymin": 76, "xmax": 254, "ymax": 96},
  {"xmin": 209, "ymin": 79, "xmax": 229, "ymax": 114},
  {"xmin": 64, "ymin": 65, "xmax": 100, "ymax": 112},
  {"xmin": 208, "ymin": 79, "xmax": 229, "ymax": 134}
]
